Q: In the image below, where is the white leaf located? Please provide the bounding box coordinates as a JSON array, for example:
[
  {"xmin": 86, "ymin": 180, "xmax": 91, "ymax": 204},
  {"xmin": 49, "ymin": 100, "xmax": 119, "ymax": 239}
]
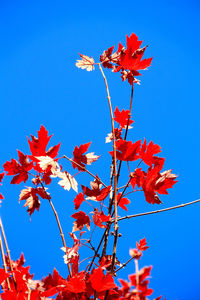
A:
[{"xmin": 75, "ymin": 54, "xmax": 95, "ymax": 71}]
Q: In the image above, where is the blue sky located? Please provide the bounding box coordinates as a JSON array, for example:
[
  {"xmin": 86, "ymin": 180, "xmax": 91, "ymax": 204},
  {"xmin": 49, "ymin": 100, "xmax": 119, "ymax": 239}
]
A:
[{"xmin": 0, "ymin": 0, "xmax": 200, "ymax": 299}]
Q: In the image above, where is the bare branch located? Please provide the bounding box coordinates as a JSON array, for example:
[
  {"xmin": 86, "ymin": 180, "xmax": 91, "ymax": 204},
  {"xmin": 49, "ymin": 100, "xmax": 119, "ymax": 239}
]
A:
[{"xmin": 116, "ymin": 199, "xmax": 200, "ymax": 222}]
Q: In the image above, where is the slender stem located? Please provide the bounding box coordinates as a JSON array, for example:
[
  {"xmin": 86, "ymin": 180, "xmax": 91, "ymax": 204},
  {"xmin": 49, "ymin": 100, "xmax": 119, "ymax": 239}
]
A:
[
  {"xmin": 88, "ymin": 231, "xmax": 106, "ymax": 271},
  {"xmin": 39, "ymin": 181, "xmax": 72, "ymax": 277},
  {"xmin": 0, "ymin": 218, "xmax": 16, "ymax": 287},
  {"xmin": 48, "ymin": 198, "xmax": 72, "ymax": 277},
  {"xmin": 63, "ymin": 155, "xmax": 107, "ymax": 187},
  {"xmin": 117, "ymin": 84, "xmax": 134, "ymax": 180},
  {"xmin": 116, "ymin": 199, "xmax": 200, "ymax": 223},
  {"xmin": 0, "ymin": 232, "xmax": 10, "ymax": 290},
  {"xmin": 115, "ymin": 256, "xmax": 135, "ymax": 273},
  {"xmin": 98, "ymin": 63, "xmax": 118, "ymax": 273}
]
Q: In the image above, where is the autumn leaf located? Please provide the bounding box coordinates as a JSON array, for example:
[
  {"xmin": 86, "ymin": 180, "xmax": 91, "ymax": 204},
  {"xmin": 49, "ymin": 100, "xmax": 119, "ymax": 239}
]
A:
[
  {"xmin": 110, "ymin": 139, "xmax": 141, "ymax": 161},
  {"xmin": 73, "ymin": 192, "xmax": 84, "ymax": 210},
  {"xmin": 140, "ymin": 139, "xmax": 161, "ymax": 166},
  {"xmin": 100, "ymin": 46, "xmax": 114, "ymax": 69},
  {"xmin": 114, "ymin": 106, "xmax": 134, "ymax": 129},
  {"xmin": 82, "ymin": 183, "xmax": 111, "ymax": 202},
  {"xmin": 71, "ymin": 211, "xmax": 90, "ymax": 232},
  {"xmin": 100, "ymin": 33, "xmax": 152, "ymax": 85},
  {"xmin": 72, "ymin": 142, "xmax": 100, "ymax": 171},
  {"xmin": 136, "ymin": 238, "xmax": 149, "ymax": 251},
  {"xmin": 54, "ymin": 171, "xmax": 78, "ymax": 193},
  {"xmin": 28, "ymin": 125, "xmax": 60, "ymax": 159},
  {"xmin": 19, "ymin": 187, "xmax": 50, "ymax": 216},
  {"xmin": 117, "ymin": 193, "xmax": 130, "ymax": 211},
  {"xmin": 3, "ymin": 150, "xmax": 33, "ymax": 184},
  {"xmin": 76, "ymin": 54, "xmax": 95, "ymax": 71},
  {"xmin": 65, "ymin": 272, "xmax": 86, "ymax": 294},
  {"xmin": 93, "ymin": 209, "xmax": 111, "ymax": 229},
  {"xmin": 90, "ymin": 267, "xmax": 117, "ymax": 293}
]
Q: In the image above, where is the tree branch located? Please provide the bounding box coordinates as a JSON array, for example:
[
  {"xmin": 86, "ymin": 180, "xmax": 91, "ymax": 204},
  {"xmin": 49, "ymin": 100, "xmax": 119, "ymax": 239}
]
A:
[
  {"xmin": 115, "ymin": 199, "xmax": 200, "ymax": 222},
  {"xmin": 98, "ymin": 63, "xmax": 118, "ymax": 273}
]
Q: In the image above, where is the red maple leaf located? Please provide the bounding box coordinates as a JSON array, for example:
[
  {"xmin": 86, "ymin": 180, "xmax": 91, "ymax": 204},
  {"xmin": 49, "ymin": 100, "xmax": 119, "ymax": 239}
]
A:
[
  {"xmin": 81, "ymin": 178, "xmax": 111, "ymax": 202},
  {"xmin": 90, "ymin": 267, "xmax": 117, "ymax": 293},
  {"xmin": 42, "ymin": 268, "xmax": 67, "ymax": 297},
  {"xmin": 100, "ymin": 46, "xmax": 115, "ymax": 69},
  {"xmin": 19, "ymin": 187, "xmax": 50, "ymax": 216},
  {"xmin": 114, "ymin": 107, "xmax": 134, "ymax": 129},
  {"xmin": 3, "ymin": 150, "xmax": 33, "ymax": 184},
  {"xmin": 72, "ymin": 142, "xmax": 100, "ymax": 171},
  {"xmin": 110, "ymin": 139, "xmax": 141, "ymax": 162},
  {"xmin": 0, "ymin": 172, "xmax": 4, "ymax": 183},
  {"xmin": 71, "ymin": 211, "xmax": 90, "ymax": 231},
  {"xmin": 0, "ymin": 172, "xmax": 4, "ymax": 201},
  {"xmin": 73, "ymin": 192, "xmax": 84, "ymax": 210},
  {"xmin": 117, "ymin": 193, "xmax": 130, "ymax": 211},
  {"xmin": 130, "ymin": 166, "xmax": 177, "ymax": 204},
  {"xmin": 28, "ymin": 125, "xmax": 61, "ymax": 160},
  {"xmin": 136, "ymin": 238, "xmax": 149, "ymax": 252},
  {"xmin": 101, "ymin": 33, "xmax": 152, "ymax": 85},
  {"xmin": 118, "ymin": 34, "xmax": 152, "ymax": 72},
  {"xmin": 65, "ymin": 271, "xmax": 86, "ymax": 294},
  {"xmin": 139, "ymin": 139, "xmax": 161, "ymax": 166},
  {"xmin": 129, "ymin": 266, "xmax": 152, "ymax": 286},
  {"xmin": 93, "ymin": 209, "xmax": 111, "ymax": 229}
]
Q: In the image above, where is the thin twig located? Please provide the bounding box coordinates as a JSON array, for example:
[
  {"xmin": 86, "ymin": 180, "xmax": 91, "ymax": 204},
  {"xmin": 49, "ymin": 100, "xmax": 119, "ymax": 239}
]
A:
[
  {"xmin": 115, "ymin": 199, "xmax": 200, "ymax": 223},
  {"xmin": 88, "ymin": 231, "xmax": 106, "ymax": 272},
  {"xmin": 0, "ymin": 232, "xmax": 10, "ymax": 290},
  {"xmin": 63, "ymin": 155, "xmax": 107, "ymax": 187},
  {"xmin": 39, "ymin": 181, "xmax": 72, "ymax": 277},
  {"xmin": 0, "ymin": 217, "xmax": 16, "ymax": 287},
  {"xmin": 98, "ymin": 63, "xmax": 118, "ymax": 273},
  {"xmin": 115, "ymin": 256, "xmax": 135, "ymax": 273},
  {"xmin": 117, "ymin": 84, "xmax": 134, "ymax": 180}
]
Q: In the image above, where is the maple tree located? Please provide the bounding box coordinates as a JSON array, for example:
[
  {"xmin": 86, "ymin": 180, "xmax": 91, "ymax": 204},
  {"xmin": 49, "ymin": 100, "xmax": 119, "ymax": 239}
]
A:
[{"xmin": 0, "ymin": 32, "xmax": 199, "ymax": 299}]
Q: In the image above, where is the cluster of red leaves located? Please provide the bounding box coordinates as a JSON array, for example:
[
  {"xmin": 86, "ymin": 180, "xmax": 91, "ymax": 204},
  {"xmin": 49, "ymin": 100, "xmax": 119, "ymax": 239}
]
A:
[
  {"xmin": 0, "ymin": 250, "xmax": 163, "ymax": 300},
  {"xmin": 76, "ymin": 33, "xmax": 152, "ymax": 85},
  {"xmin": 100, "ymin": 33, "xmax": 153, "ymax": 85},
  {"xmin": 3, "ymin": 126, "xmax": 60, "ymax": 186},
  {"xmin": 110, "ymin": 138, "xmax": 177, "ymax": 205}
]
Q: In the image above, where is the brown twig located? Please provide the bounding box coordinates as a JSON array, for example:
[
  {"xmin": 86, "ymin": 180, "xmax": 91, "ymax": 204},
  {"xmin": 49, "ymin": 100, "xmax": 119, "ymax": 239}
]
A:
[
  {"xmin": 0, "ymin": 217, "xmax": 16, "ymax": 287},
  {"xmin": 117, "ymin": 84, "xmax": 134, "ymax": 181},
  {"xmin": 115, "ymin": 256, "xmax": 135, "ymax": 273},
  {"xmin": 115, "ymin": 199, "xmax": 200, "ymax": 223},
  {"xmin": 0, "ymin": 232, "xmax": 10, "ymax": 290},
  {"xmin": 63, "ymin": 155, "xmax": 107, "ymax": 187},
  {"xmin": 39, "ymin": 181, "xmax": 72, "ymax": 277},
  {"xmin": 98, "ymin": 63, "xmax": 118, "ymax": 273}
]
